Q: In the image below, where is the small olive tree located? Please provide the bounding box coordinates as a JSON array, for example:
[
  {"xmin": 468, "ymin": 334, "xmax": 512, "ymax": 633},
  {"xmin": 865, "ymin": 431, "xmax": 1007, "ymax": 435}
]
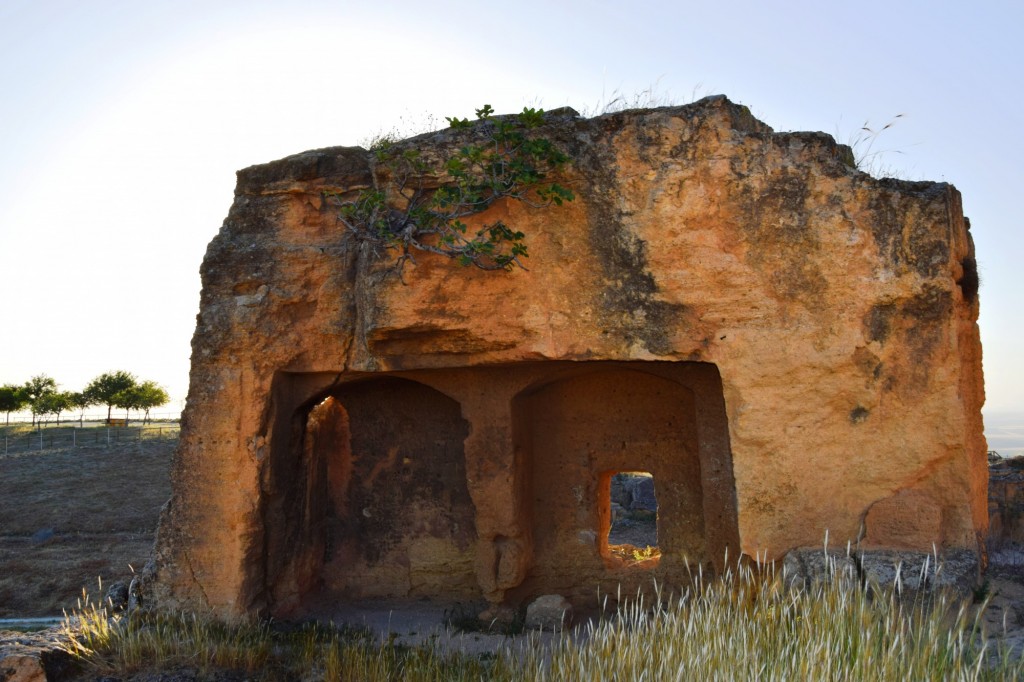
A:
[
  {"xmin": 331, "ymin": 105, "xmax": 574, "ymax": 275},
  {"xmin": 113, "ymin": 380, "xmax": 169, "ymax": 425},
  {"xmin": 34, "ymin": 391, "xmax": 75, "ymax": 425},
  {"xmin": 69, "ymin": 391, "xmax": 93, "ymax": 427},
  {"xmin": 85, "ymin": 371, "xmax": 137, "ymax": 423},
  {"xmin": 0, "ymin": 384, "xmax": 28, "ymax": 426},
  {"xmin": 23, "ymin": 374, "xmax": 57, "ymax": 426}
]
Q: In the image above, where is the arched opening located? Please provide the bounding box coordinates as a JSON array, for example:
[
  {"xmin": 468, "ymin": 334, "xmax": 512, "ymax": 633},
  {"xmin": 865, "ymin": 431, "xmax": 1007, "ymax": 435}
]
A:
[
  {"xmin": 265, "ymin": 376, "xmax": 478, "ymax": 616},
  {"xmin": 509, "ymin": 366, "xmax": 720, "ymax": 604}
]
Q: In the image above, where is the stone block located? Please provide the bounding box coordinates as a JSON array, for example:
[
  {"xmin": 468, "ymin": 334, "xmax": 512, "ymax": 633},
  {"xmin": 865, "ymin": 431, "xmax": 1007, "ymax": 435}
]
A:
[{"xmin": 525, "ymin": 594, "xmax": 573, "ymax": 630}]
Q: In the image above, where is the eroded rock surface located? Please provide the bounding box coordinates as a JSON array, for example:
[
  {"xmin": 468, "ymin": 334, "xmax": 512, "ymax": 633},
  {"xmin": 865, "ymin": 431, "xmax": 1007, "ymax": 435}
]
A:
[
  {"xmin": 0, "ymin": 629, "xmax": 73, "ymax": 682},
  {"xmin": 989, "ymin": 456, "xmax": 1024, "ymax": 550},
  {"xmin": 148, "ymin": 96, "xmax": 986, "ymax": 619}
]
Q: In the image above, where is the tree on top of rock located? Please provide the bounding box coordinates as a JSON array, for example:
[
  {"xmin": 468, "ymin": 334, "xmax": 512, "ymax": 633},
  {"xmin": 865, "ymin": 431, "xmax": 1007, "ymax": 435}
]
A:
[{"xmin": 330, "ymin": 105, "xmax": 574, "ymax": 277}]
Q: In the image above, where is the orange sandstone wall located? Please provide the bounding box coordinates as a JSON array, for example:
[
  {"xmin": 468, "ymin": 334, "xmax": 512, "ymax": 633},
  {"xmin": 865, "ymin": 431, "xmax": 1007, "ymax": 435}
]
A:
[{"xmin": 147, "ymin": 96, "xmax": 986, "ymax": 618}]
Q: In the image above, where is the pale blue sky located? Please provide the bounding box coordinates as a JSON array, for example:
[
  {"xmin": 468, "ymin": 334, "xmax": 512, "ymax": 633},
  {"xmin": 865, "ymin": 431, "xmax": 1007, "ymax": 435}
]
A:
[{"xmin": 1, "ymin": 1, "xmax": 1021, "ymax": 426}]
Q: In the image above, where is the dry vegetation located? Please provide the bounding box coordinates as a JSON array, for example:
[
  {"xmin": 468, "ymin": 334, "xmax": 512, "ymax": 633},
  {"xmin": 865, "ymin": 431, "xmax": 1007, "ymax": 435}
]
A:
[
  {"xmin": 60, "ymin": 560, "xmax": 1024, "ymax": 681},
  {"xmin": 0, "ymin": 429, "xmax": 173, "ymax": 617}
]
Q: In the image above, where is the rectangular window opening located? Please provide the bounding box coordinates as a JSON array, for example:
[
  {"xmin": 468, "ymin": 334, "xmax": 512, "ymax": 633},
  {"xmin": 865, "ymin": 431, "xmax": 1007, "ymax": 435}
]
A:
[{"xmin": 604, "ymin": 471, "xmax": 660, "ymax": 567}]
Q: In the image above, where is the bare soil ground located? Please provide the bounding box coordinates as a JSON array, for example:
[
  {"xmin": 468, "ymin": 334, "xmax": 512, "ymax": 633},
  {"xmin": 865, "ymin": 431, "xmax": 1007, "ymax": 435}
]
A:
[{"xmin": 0, "ymin": 438, "xmax": 173, "ymax": 617}]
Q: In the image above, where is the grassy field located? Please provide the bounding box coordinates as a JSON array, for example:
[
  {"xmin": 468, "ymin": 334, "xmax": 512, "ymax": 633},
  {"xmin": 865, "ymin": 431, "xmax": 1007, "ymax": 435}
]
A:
[{"xmin": 0, "ymin": 432, "xmax": 173, "ymax": 617}]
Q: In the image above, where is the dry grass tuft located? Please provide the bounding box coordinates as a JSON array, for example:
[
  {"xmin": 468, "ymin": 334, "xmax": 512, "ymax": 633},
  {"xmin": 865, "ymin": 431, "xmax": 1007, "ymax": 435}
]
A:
[{"xmin": 59, "ymin": 554, "xmax": 1022, "ymax": 681}]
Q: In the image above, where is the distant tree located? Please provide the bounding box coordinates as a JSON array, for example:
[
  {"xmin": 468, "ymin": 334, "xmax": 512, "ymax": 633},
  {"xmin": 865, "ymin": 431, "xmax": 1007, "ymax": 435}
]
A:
[
  {"xmin": 23, "ymin": 374, "xmax": 58, "ymax": 426},
  {"xmin": 69, "ymin": 391, "xmax": 93, "ymax": 427},
  {"xmin": 0, "ymin": 384, "xmax": 29, "ymax": 425},
  {"xmin": 135, "ymin": 381, "xmax": 169, "ymax": 424},
  {"xmin": 113, "ymin": 380, "xmax": 169, "ymax": 425},
  {"xmin": 85, "ymin": 371, "xmax": 137, "ymax": 423},
  {"xmin": 35, "ymin": 391, "xmax": 75, "ymax": 425}
]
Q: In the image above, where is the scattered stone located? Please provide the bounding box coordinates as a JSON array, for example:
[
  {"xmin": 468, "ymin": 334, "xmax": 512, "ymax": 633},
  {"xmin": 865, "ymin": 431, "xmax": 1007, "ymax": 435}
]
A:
[
  {"xmin": 782, "ymin": 547, "xmax": 979, "ymax": 598},
  {"xmin": 0, "ymin": 629, "xmax": 74, "ymax": 682},
  {"xmin": 610, "ymin": 474, "xmax": 658, "ymax": 512},
  {"xmin": 609, "ymin": 479, "xmax": 630, "ymax": 507},
  {"xmin": 782, "ymin": 548, "xmax": 858, "ymax": 589},
  {"xmin": 627, "ymin": 475, "xmax": 657, "ymax": 512},
  {"xmin": 105, "ymin": 581, "xmax": 130, "ymax": 612},
  {"xmin": 859, "ymin": 549, "xmax": 978, "ymax": 597},
  {"xmin": 524, "ymin": 594, "xmax": 573, "ymax": 630},
  {"xmin": 29, "ymin": 529, "xmax": 54, "ymax": 545}
]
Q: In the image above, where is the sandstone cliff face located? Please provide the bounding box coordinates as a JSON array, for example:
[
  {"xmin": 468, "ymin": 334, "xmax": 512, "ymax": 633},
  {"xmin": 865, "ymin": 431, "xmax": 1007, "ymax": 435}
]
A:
[{"xmin": 148, "ymin": 96, "xmax": 986, "ymax": 618}]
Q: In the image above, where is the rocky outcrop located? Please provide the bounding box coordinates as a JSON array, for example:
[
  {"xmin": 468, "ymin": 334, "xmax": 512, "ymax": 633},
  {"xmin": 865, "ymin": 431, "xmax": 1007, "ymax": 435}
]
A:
[
  {"xmin": 783, "ymin": 547, "xmax": 979, "ymax": 596},
  {"xmin": 0, "ymin": 629, "xmax": 73, "ymax": 682},
  {"xmin": 989, "ymin": 455, "xmax": 1024, "ymax": 549},
  {"xmin": 148, "ymin": 96, "xmax": 986, "ymax": 619},
  {"xmin": 524, "ymin": 594, "xmax": 573, "ymax": 630}
]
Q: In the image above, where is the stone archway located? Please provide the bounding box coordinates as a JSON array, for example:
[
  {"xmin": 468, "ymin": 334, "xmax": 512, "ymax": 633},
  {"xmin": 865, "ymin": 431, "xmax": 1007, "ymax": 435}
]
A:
[
  {"xmin": 508, "ymin": 364, "xmax": 730, "ymax": 604},
  {"xmin": 265, "ymin": 376, "xmax": 478, "ymax": 616}
]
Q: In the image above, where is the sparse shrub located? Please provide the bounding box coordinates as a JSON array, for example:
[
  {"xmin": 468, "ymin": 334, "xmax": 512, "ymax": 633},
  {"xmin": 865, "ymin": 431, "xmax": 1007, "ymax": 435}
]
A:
[{"xmin": 330, "ymin": 104, "xmax": 574, "ymax": 276}]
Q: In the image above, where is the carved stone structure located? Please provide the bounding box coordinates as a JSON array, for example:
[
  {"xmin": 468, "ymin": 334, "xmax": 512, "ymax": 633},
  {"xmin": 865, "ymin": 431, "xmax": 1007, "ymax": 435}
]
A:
[{"xmin": 148, "ymin": 96, "xmax": 986, "ymax": 619}]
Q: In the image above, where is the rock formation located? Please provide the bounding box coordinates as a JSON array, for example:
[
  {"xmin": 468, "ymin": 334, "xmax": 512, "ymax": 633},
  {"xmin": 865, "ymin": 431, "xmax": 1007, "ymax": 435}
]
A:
[
  {"xmin": 147, "ymin": 96, "xmax": 986, "ymax": 619},
  {"xmin": 989, "ymin": 455, "xmax": 1024, "ymax": 550}
]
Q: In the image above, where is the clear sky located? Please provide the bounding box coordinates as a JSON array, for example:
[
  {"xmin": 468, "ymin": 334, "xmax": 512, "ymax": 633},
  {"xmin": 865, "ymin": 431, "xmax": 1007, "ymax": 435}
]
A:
[{"xmin": 1, "ymin": 1, "xmax": 1021, "ymax": 425}]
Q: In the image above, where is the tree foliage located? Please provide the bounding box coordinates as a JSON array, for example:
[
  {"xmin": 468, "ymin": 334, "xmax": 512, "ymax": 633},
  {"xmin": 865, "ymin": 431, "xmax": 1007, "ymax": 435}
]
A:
[
  {"xmin": 85, "ymin": 371, "xmax": 138, "ymax": 422},
  {"xmin": 23, "ymin": 374, "xmax": 57, "ymax": 402},
  {"xmin": 332, "ymin": 105, "xmax": 574, "ymax": 275},
  {"xmin": 34, "ymin": 391, "xmax": 76, "ymax": 425},
  {"xmin": 69, "ymin": 391, "xmax": 93, "ymax": 426},
  {"xmin": 112, "ymin": 380, "xmax": 169, "ymax": 424},
  {"xmin": 1, "ymin": 373, "xmax": 170, "ymax": 426},
  {"xmin": 22, "ymin": 374, "xmax": 58, "ymax": 426},
  {"xmin": 0, "ymin": 384, "xmax": 28, "ymax": 425}
]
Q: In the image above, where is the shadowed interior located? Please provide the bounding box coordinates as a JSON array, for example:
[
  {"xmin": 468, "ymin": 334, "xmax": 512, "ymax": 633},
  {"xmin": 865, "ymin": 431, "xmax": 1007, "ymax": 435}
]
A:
[
  {"xmin": 265, "ymin": 377, "xmax": 477, "ymax": 616},
  {"xmin": 263, "ymin": 362, "xmax": 738, "ymax": 615},
  {"xmin": 510, "ymin": 369, "xmax": 706, "ymax": 603}
]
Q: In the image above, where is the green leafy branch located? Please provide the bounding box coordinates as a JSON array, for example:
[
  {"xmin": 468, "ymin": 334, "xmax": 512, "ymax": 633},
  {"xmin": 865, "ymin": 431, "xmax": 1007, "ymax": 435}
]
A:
[{"xmin": 331, "ymin": 105, "xmax": 574, "ymax": 275}]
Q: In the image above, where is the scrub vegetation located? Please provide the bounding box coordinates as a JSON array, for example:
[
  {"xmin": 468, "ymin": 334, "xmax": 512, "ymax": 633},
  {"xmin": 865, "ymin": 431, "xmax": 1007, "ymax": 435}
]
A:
[
  {"xmin": 60, "ymin": 558, "xmax": 1022, "ymax": 681},
  {"xmin": 331, "ymin": 105, "xmax": 574, "ymax": 275}
]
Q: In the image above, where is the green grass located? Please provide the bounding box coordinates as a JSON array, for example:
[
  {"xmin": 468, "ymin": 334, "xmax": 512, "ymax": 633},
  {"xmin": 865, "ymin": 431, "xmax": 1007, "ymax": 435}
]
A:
[{"xmin": 60, "ymin": 556, "xmax": 1023, "ymax": 681}]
